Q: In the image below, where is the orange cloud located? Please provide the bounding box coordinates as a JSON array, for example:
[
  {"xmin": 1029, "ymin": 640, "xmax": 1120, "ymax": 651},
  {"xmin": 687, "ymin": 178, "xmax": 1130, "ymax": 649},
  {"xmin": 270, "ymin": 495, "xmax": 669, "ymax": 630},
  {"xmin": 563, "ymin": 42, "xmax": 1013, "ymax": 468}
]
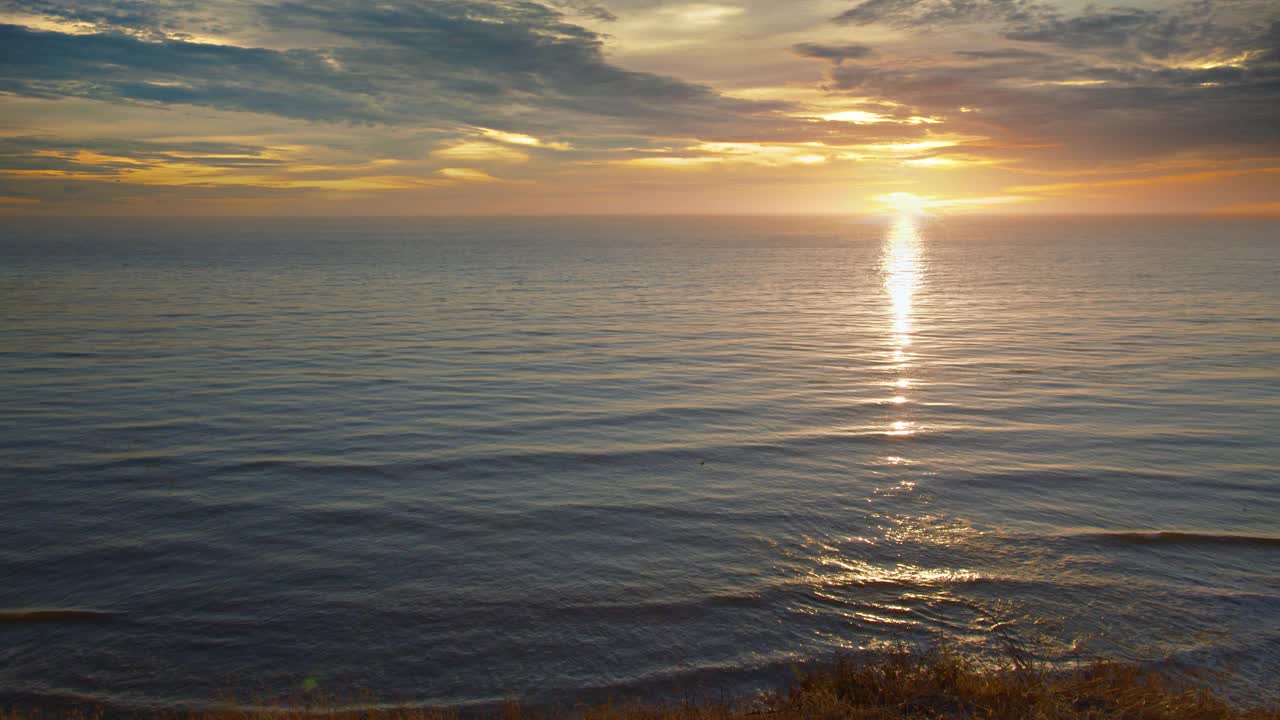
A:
[
  {"xmin": 1008, "ymin": 167, "xmax": 1280, "ymax": 196},
  {"xmin": 1204, "ymin": 201, "xmax": 1280, "ymax": 216}
]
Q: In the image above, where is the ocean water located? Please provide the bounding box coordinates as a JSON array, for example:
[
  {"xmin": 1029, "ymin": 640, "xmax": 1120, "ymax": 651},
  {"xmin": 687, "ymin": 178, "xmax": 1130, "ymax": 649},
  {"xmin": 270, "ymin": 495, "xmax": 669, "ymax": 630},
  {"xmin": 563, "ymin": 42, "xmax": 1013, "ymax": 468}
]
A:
[{"xmin": 1, "ymin": 215, "xmax": 1277, "ymax": 710}]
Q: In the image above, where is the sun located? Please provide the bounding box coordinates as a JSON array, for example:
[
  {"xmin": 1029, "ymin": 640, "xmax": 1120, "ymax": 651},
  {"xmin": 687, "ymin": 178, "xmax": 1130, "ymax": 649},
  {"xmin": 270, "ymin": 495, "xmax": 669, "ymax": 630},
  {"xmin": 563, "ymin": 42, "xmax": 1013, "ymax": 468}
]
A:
[{"xmin": 877, "ymin": 192, "xmax": 929, "ymax": 215}]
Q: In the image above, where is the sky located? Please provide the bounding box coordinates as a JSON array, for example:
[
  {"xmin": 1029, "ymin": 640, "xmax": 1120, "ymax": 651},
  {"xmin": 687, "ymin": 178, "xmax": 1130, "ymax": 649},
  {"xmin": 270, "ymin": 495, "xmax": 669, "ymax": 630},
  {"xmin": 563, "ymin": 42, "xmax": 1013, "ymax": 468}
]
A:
[{"xmin": 1, "ymin": 0, "xmax": 1278, "ymax": 215}]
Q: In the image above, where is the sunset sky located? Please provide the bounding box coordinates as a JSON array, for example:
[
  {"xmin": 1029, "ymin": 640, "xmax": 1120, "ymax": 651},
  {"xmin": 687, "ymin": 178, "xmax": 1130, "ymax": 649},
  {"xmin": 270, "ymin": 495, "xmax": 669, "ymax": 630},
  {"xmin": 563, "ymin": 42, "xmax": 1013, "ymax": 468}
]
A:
[{"xmin": 1, "ymin": 0, "xmax": 1277, "ymax": 215}]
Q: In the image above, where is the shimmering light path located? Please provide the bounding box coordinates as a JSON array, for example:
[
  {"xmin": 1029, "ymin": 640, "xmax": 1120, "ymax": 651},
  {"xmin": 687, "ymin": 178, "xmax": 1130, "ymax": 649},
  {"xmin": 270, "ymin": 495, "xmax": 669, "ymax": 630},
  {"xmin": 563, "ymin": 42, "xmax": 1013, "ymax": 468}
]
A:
[{"xmin": 883, "ymin": 214, "xmax": 923, "ymax": 436}]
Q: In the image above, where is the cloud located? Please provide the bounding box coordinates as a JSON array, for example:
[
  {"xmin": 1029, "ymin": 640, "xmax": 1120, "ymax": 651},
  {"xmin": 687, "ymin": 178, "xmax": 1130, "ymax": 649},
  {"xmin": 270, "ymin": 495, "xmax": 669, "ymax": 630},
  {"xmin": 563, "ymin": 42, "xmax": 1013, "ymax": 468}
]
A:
[
  {"xmin": 1260, "ymin": 19, "xmax": 1280, "ymax": 63},
  {"xmin": 0, "ymin": 133, "xmax": 461, "ymax": 199},
  {"xmin": 612, "ymin": 140, "xmax": 829, "ymax": 169},
  {"xmin": 0, "ymin": 0, "xmax": 253, "ymax": 45},
  {"xmin": 791, "ymin": 42, "xmax": 874, "ymax": 62},
  {"xmin": 953, "ymin": 48, "xmax": 1050, "ymax": 60},
  {"xmin": 810, "ymin": 1, "xmax": 1280, "ymax": 171},
  {"xmin": 1004, "ymin": 8, "xmax": 1160, "ymax": 47},
  {"xmin": 833, "ymin": 0, "xmax": 1043, "ymax": 27},
  {"xmin": 607, "ymin": 135, "xmax": 990, "ymax": 171},
  {"xmin": 0, "ymin": 24, "xmax": 386, "ymax": 121},
  {"xmin": 647, "ymin": 4, "xmax": 745, "ymax": 30},
  {"xmin": 0, "ymin": 0, "xmax": 777, "ymax": 135},
  {"xmin": 0, "ymin": 136, "xmax": 285, "ymax": 173},
  {"xmin": 437, "ymin": 167, "xmax": 500, "ymax": 181},
  {"xmin": 1206, "ymin": 200, "xmax": 1280, "ymax": 216},
  {"xmin": 1000, "ymin": 5, "xmax": 1225, "ymax": 60},
  {"xmin": 1007, "ymin": 166, "xmax": 1280, "ymax": 196},
  {"xmin": 826, "ymin": 47, "xmax": 1280, "ymax": 165},
  {"xmin": 546, "ymin": 0, "xmax": 617, "ymax": 22},
  {"xmin": 476, "ymin": 127, "xmax": 573, "ymax": 151},
  {"xmin": 831, "ymin": 0, "xmax": 1255, "ymax": 64},
  {"xmin": 432, "ymin": 141, "xmax": 531, "ymax": 163}
]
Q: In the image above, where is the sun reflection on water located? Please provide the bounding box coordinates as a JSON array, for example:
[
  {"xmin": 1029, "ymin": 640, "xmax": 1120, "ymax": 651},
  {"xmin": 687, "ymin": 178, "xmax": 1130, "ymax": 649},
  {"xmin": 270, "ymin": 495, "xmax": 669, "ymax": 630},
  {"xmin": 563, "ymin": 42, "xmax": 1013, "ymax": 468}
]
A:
[{"xmin": 882, "ymin": 213, "xmax": 923, "ymax": 435}]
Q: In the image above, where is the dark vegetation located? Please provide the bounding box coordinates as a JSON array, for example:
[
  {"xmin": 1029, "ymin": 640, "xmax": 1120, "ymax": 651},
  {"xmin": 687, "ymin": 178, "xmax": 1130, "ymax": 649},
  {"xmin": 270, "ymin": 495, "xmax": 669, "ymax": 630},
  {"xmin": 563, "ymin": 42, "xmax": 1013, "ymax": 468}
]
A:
[{"xmin": 5, "ymin": 646, "xmax": 1276, "ymax": 720}]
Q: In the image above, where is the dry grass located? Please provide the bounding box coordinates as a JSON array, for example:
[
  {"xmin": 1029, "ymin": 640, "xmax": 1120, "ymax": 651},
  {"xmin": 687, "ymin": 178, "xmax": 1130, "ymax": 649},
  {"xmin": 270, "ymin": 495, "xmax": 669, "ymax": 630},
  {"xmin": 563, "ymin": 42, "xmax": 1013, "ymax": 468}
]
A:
[{"xmin": 4, "ymin": 647, "xmax": 1277, "ymax": 720}]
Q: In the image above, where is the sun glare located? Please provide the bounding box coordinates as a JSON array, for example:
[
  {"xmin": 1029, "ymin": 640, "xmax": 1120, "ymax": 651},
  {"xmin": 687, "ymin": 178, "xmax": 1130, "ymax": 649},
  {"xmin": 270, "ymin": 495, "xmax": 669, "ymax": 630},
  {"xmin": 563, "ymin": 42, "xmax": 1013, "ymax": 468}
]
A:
[{"xmin": 879, "ymin": 192, "xmax": 928, "ymax": 215}]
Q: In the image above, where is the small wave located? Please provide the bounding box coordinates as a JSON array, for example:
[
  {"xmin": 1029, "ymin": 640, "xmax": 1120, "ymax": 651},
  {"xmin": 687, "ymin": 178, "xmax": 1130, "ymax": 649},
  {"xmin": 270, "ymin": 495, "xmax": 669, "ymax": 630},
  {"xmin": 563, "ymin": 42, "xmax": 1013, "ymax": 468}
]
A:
[
  {"xmin": 1069, "ymin": 531, "xmax": 1280, "ymax": 548},
  {"xmin": 547, "ymin": 591, "xmax": 769, "ymax": 622},
  {"xmin": 0, "ymin": 609, "xmax": 116, "ymax": 624},
  {"xmin": 218, "ymin": 457, "xmax": 398, "ymax": 480},
  {"xmin": 0, "ymin": 350, "xmax": 99, "ymax": 359}
]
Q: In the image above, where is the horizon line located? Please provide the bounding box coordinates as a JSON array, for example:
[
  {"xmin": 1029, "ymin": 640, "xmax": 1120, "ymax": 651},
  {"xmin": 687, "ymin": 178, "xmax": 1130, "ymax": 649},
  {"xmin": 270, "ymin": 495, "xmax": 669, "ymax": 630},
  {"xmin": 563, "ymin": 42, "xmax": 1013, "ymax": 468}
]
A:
[{"xmin": 4, "ymin": 211, "xmax": 1279, "ymax": 220}]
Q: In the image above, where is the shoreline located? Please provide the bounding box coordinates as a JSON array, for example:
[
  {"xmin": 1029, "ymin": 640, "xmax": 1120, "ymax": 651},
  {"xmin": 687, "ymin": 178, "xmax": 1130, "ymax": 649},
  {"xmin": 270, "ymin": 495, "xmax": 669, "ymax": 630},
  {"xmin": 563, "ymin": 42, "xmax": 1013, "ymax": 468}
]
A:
[{"xmin": 4, "ymin": 647, "xmax": 1277, "ymax": 720}]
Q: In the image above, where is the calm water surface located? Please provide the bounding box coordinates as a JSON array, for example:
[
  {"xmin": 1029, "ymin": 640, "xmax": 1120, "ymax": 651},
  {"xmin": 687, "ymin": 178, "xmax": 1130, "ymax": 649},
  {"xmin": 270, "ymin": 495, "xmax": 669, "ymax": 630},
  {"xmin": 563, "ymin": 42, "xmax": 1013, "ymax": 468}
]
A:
[{"xmin": 1, "ymin": 215, "xmax": 1277, "ymax": 708}]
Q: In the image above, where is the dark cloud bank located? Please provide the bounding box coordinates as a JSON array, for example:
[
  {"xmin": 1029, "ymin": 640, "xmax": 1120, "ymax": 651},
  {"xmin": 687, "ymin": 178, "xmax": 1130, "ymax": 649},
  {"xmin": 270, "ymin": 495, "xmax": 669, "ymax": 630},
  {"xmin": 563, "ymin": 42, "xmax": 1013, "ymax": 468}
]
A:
[
  {"xmin": 0, "ymin": 0, "xmax": 771, "ymax": 134},
  {"xmin": 820, "ymin": 0, "xmax": 1280, "ymax": 163}
]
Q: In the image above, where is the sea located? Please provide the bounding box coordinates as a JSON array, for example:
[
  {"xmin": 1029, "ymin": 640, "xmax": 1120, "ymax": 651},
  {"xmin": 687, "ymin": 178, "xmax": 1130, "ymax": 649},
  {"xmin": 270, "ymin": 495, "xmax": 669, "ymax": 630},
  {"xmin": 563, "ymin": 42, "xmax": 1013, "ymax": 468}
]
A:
[{"xmin": 1, "ymin": 215, "xmax": 1277, "ymax": 711}]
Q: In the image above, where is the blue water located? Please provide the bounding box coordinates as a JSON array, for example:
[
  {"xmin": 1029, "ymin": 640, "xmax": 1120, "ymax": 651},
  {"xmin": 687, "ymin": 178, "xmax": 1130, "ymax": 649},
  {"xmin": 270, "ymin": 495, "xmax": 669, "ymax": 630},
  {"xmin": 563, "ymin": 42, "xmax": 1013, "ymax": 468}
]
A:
[{"xmin": 1, "ymin": 215, "xmax": 1277, "ymax": 709}]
